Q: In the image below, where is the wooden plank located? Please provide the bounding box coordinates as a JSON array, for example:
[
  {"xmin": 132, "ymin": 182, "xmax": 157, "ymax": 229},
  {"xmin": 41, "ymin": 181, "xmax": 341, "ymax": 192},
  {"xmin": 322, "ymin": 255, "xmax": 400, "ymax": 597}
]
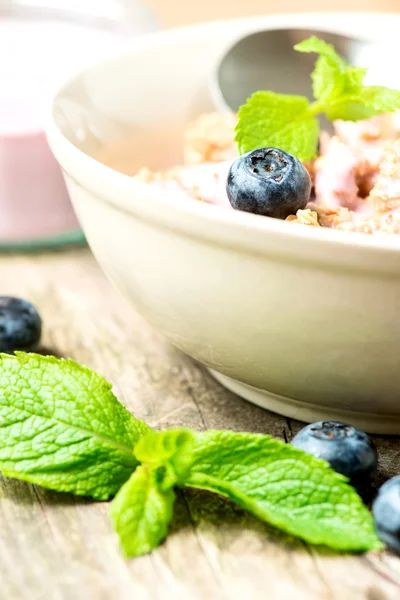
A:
[{"xmin": 0, "ymin": 248, "xmax": 399, "ymax": 600}]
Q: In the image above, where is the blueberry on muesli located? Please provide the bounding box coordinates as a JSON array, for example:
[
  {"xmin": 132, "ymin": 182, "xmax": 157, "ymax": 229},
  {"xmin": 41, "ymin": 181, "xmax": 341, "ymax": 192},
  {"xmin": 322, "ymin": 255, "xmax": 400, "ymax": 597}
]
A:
[{"xmin": 226, "ymin": 147, "xmax": 311, "ymax": 219}]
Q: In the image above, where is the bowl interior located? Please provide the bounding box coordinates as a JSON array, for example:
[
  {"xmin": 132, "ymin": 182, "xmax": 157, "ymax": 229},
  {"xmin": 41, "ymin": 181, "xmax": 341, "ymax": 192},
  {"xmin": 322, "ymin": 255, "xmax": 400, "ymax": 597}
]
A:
[
  {"xmin": 50, "ymin": 27, "xmax": 230, "ymax": 174},
  {"xmin": 51, "ymin": 13, "xmax": 400, "ymax": 177}
]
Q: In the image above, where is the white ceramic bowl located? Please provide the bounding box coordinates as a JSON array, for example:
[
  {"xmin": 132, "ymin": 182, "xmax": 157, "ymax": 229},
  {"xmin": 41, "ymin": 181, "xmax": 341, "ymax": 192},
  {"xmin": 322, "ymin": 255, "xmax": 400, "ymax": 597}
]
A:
[{"xmin": 47, "ymin": 12, "xmax": 400, "ymax": 433}]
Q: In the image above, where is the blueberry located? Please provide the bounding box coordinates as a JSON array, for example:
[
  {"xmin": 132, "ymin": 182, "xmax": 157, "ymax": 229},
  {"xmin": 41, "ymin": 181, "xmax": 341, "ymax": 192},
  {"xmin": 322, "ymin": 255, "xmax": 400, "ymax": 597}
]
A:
[
  {"xmin": 226, "ymin": 147, "xmax": 311, "ymax": 218},
  {"xmin": 0, "ymin": 297, "xmax": 42, "ymax": 353},
  {"xmin": 373, "ymin": 476, "xmax": 400, "ymax": 554},
  {"xmin": 291, "ymin": 421, "xmax": 377, "ymax": 493}
]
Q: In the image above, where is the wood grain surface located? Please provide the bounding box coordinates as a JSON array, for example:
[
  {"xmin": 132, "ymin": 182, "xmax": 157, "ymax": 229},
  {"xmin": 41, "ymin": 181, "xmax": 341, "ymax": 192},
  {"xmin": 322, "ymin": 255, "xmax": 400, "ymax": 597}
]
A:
[{"xmin": 1, "ymin": 248, "xmax": 400, "ymax": 600}]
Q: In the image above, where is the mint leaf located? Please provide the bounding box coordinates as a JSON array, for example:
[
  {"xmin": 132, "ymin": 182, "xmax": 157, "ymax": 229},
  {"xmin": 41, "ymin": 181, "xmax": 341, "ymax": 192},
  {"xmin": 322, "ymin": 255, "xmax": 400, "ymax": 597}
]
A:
[
  {"xmin": 109, "ymin": 465, "xmax": 175, "ymax": 558},
  {"xmin": 135, "ymin": 429, "xmax": 195, "ymax": 489},
  {"xmin": 295, "ymin": 36, "xmax": 346, "ymax": 101},
  {"xmin": 110, "ymin": 429, "xmax": 194, "ymax": 557},
  {"xmin": 0, "ymin": 353, "xmax": 151, "ymax": 499},
  {"xmin": 326, "ymin": 86, "xmax": 400, "ymax": 121},
  {"xmin": 235, "ymin": 91, "xmax": 320, "ymax": 161},
  {"xmin": 187, "ymin": 430, "xmax": 382, "ymax": 552},
  {"xmin": 311, "ymin": 56, "xmax": 343, "ymax": 102},
  {"xmin": 294, "ymin": 36, "xmax": 347, "ymax": 69},
  {"xmin": 360, "ymin": 86, "xmax": 400, "ymax": 111},
  {"xmin": 345, "ymin": 66, "xmax": 368, "ymax": 89},
  {"xmin": 325, "ymin": 98, "xmax": 379, "ymax": 121}
]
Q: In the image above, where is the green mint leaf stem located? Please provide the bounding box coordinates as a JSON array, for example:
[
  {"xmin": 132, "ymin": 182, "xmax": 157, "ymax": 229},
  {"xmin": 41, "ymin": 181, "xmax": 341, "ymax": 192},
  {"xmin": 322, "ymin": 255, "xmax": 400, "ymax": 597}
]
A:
[
  {"xmin": 134, "ymin": 429, "xmax": 195, "ymax": 489},
  {"xmin": 308, "ymin": 100, "xmax": 326, "ymax": 116},
  {"xmin": 0, "ymin": 353, "xmax": 151, "ymax": 500}
]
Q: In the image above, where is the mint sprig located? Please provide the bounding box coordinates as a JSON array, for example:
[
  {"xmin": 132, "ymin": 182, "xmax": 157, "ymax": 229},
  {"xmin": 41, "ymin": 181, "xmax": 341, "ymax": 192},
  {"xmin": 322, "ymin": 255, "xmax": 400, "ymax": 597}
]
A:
[
  {"xmin": 0, "ymin": 353, "xmax": 383, "ymax": 557},
  {"xmin": 235, "ymin": 35, "xmax": 400, "ymax": 160}
]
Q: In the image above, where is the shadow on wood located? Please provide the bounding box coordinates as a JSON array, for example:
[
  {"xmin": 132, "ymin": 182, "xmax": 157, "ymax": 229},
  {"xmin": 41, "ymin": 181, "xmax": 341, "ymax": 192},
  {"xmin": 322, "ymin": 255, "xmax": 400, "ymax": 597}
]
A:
[
  {"xmin": 175, "ymin": 487, "xmax": 349, "ymax": 558},
  {"xmin": 0, "ymin": 475, "xmax": 92, "ymax": 507}
]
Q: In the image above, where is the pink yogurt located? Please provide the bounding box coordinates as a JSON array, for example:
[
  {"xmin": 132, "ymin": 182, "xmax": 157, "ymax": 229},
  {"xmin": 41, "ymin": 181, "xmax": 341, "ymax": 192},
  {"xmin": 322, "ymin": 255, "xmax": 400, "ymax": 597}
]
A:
[{"xmin": 0, "ymin": 16, "xmax": 140, "ymax": 244}]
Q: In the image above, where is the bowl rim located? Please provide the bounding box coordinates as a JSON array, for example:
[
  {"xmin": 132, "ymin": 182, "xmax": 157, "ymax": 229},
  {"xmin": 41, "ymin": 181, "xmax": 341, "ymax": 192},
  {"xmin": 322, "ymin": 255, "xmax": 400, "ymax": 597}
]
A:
[{"xmin": 46, "ymin": 11, "xmax": 400, "ymax": 265}]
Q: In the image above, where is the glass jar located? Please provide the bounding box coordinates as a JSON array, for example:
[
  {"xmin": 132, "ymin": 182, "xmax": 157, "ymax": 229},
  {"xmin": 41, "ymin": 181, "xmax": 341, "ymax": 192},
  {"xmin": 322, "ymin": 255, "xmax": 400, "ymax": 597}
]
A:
[{"xmin": 0, "ymin": 0, "xmax": 158, "ymax": 251}]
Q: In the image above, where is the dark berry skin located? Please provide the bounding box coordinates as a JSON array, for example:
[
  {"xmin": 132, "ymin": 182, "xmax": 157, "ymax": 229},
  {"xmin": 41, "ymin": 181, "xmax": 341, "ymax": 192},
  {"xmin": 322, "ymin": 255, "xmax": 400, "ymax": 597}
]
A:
[
  {"xmin": 226, "ymin": 147, "xmax": 311, "ymax": 219},
  {"xmin": 373, "ymin": 476, "xmax": 400, "ymax": 554},
  {"xmin": 0, "ymin": 297, "xmax": 42, "ymax": 353},
  {"xmin": 291, "ymin": 421, "xmax": 377, "ymax": 494}
]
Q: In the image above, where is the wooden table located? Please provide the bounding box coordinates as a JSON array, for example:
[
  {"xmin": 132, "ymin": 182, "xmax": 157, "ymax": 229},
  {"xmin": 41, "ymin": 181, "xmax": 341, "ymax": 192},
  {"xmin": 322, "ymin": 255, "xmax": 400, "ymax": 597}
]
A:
[{"xmin": 1, "ymin": 247, "xmax": 400, "ymax": 600}]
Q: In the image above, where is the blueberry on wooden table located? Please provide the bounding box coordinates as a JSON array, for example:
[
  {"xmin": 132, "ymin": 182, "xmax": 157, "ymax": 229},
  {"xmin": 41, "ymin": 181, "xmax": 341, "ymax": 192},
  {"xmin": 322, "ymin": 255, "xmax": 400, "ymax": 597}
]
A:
[
  {"xmin": 291, "ymin": 421, "xmax": 377, "ymax": 495},
  {"xmin": 226, "ymin": 147, "xmax": 311, "ymax": 219},
  {"xmin": 373, "ymin": 476, "xmax": 400, "ymax": 554},
  {"xmin": 0, "ymin": 297, "xmax": 42, "ymax": 353}
]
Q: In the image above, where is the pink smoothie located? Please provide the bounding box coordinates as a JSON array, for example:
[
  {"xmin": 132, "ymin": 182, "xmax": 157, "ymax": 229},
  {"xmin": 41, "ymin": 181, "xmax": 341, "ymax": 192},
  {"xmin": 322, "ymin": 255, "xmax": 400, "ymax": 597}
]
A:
[{"xmin": 0, "ymin": 17, "xmax": 133, "ymax": 243}]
